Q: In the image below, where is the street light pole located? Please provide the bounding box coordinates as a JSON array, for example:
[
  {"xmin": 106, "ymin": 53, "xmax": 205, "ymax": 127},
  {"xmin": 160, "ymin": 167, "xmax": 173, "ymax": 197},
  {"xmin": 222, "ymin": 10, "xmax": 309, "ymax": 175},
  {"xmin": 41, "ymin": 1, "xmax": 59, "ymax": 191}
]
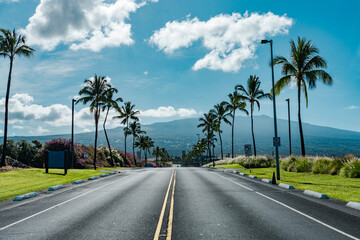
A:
[
  {"xmin": 197, "ymin": 134, "xmax": 200, "ymax": 166},
  {"xmin": 286, "ymin": 98, "xmax": 292, "ymax": 156},
  {"xmin": 71, "ymin": 99, "xmax": 75, "ymax": 168},
  {"xmin": 261, "ymin": 39, "xmax": 280, "ymax": 180}
]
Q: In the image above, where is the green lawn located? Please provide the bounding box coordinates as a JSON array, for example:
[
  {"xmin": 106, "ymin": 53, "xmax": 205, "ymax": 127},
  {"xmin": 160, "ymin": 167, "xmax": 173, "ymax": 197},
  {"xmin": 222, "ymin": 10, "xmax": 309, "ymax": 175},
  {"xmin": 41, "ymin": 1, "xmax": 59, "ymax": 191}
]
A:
[
  {"xmin": 222, "ymin": 166, "xmax": 360, "ymax": 203},
  {"xmin": 215, "ymin": 164, "xmax": 245, "ymax": 169},
  {"xmin": 0, "ymin": 168, "xmax": 123, "ymax": 201}
]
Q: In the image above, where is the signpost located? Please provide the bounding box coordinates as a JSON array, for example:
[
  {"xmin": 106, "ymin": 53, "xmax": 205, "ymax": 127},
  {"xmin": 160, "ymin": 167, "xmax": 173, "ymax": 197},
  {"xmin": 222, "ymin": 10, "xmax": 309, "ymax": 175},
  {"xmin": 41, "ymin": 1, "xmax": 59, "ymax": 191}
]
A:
[
  {"xmin": 45, "ymin": 151, "xmax": 71, "ymax": 175},
  {"xmin": 273, "ymin": 137, "xmax": 281, "ymax": 147}
]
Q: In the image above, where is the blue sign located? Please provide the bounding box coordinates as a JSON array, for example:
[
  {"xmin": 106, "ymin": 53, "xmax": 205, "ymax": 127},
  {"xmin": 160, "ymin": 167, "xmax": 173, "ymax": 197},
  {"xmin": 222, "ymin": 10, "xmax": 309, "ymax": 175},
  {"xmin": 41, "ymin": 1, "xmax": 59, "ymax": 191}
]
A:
[{"xmin": 48, "ymin": 151, "xmax": 65, "ymax": 168}]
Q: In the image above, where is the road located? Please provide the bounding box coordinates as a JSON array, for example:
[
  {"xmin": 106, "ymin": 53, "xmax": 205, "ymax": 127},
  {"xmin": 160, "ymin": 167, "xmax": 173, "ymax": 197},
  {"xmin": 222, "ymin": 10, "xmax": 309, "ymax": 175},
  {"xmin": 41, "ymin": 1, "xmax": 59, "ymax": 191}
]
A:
[{"xmin": 0, "ymin": 167, "xmax": 359, "ymax": 240}]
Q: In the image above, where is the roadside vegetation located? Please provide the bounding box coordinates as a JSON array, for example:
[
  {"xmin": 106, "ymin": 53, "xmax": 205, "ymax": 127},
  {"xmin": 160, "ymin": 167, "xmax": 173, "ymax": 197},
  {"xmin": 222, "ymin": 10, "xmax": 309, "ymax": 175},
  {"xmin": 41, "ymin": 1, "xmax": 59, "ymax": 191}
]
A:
[{"xmin": 0, "ymin": 168, "xmax": 121, "ymax": 201}]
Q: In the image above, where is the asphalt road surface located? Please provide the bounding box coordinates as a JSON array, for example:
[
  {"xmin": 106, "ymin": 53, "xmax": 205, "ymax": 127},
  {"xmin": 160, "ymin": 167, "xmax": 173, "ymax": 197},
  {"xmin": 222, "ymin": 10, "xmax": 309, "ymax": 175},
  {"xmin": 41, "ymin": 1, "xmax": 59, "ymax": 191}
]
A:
[{"xmin": 0, "ymin": 167, "xmax": 359, "ymax": 240}]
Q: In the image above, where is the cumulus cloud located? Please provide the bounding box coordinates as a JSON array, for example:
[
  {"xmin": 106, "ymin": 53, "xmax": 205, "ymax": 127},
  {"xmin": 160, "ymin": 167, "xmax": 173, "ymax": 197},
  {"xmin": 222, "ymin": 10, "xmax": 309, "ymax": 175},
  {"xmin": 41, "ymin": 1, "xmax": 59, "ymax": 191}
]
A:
[
  {"xmin": 21, "ymin": 0, "xmax": 157, "ymax": 51},
  {"xmin": 345, "ymin": 105, "xmax": 359, "ymax": 110},
  {"xmin": 149, "ymin": 12, "xmax": 293, "ymax": 72},
  {"xmin": 140, "ymin": 106, "xmax": 197, "ymax": 118}
]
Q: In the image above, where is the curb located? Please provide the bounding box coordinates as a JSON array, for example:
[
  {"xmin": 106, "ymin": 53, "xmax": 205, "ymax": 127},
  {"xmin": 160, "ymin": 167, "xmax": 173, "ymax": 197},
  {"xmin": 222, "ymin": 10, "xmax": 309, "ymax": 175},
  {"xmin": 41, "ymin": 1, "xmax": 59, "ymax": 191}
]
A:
[
  {"xmin": 109, "ymin": 172, "xmax": 116, "ymax": 175},
  {"xmin": 248, "ymin": 175, "xmax": 257, "ymax": 179},
  {"xmin": 239, "ymin": 173, "xmax": 247, "ymax": 176},
  {"xmin": 13, "ymin": 192, "xmax": 39, "ymax": 201},
  {"xmin": 100, "ymin": 174, "xmax": 108, "ymax": 178},
  {"xmin": 88, "ymin": 176, "xmax": 98, "ymax": 180},
  {"xmin": 72, "ymin": 180, "xmax": 85, "ymax": 184},
  {"xmin": 346, "ymin": 202, "xmax": 360, "ymax": 210},
  {"xmin": 48, "ymin": 185, "xmax": 64, "ymax": 191},
  {"xmin": 261, "ymin": 178, "xmax": 272, "ymax": 184},
  {"xmin": 303, "ymin": 190, "xmax": 329, "ymax": 199},
  {"xmin": 232, "ymin": 170, "xmax": 238, "ymax": 174},
  {"xmin": 279, "ymin": 183, "xmax": 295, "ymax": 190}
]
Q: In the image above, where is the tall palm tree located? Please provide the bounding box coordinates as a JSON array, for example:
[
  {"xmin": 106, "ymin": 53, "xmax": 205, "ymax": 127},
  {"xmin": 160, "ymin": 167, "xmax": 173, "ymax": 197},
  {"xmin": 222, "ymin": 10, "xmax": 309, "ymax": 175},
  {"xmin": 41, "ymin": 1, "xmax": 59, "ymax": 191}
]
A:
[
  {"xmin": 77, "ymin": 74, "xmax": 111, "ymax": 169},
  {"xmin": 273, "ymin": 37, "xmax": 333, "ymax": 156},
  {"xmin": 235, "ymin": 75, "xmax": 270, "ymax": 156},
  {"xmin": 134, "ymin": 135, "xmax": 146, "ymax": 163},
  {"xmin": 197, "ymin": 112, "xmax": 216, "ymax": 167},
  {"xmin": 102, "ymin": 88, "xmax": 122, "ymax": 166},
  {"xmin": 0, "ymin": 28, "xmax": 34, "ymax": 167},
  {"xmin": 125, "ymin": 121, "xmax": 145, "ymax": 165},
  {"xmin": 211, "ymin": 103, "xmax": 231, "ymax": 159},
  {"xmin": 152, "ymin": 146, "xmax": 162, "ymax": 167},
  {"xmin": 143, "ymin": 136, "xmax": 154, "ymax": 164},
  {"xmin": 223, "ymin": 91, "xmax": 249, "ymax": 158},
  {"xmin": 113, "ymin": 102, "xmax": 139, "ymax": 165}
]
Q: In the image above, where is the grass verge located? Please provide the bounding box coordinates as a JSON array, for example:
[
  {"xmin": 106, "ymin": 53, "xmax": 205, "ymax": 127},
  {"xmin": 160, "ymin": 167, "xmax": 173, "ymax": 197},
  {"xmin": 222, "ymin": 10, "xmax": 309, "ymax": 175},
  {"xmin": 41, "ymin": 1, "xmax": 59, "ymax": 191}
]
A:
[
  {"xmin": 0, "ymin": 168, "xmax": 122, "ymax": 202},
  {"xmin": 225, "ymin": 166, "xmax": 360, "ymax": 203},
  {"xmin": 215, "ymin": 164, "xmax": 245, "ymax": 169}
]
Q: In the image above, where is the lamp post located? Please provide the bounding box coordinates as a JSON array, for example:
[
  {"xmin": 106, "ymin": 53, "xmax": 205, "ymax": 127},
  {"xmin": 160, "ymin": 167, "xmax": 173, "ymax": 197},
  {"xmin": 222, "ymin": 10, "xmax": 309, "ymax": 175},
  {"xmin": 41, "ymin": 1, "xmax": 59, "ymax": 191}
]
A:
[
  {"xmin": 71, "ymin": 98, "xmax": 75, "ymax": 168},
  {"xmin": 261, "ymin": 39, "xmax": 280, "ymax": 180},
  {"xmin": 286, "ymin": 98, "xmax": 292, "ymax": 156}
]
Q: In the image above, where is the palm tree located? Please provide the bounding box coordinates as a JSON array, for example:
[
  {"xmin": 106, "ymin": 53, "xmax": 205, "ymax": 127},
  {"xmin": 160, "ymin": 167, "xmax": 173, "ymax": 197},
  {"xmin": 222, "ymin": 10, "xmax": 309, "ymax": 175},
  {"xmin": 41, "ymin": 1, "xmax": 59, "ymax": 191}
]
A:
[
  {"xmin": 114, "ymin": 102, "xmax": 139, "ymax": 165},
  {"xmin": 143, "ymin": 136, "xmax": 154, "ymax": 164},
  {"xmin": 77, "ymin": 74, "xmax": 111, "ymax": 169},
  {"xmin": 152, "ymin": 146, "xmax": 162, "ymax": 167},
  {"xmin": 102, "ymin": 88, "xmax": 122, "ymax": 166},
  {"xmin": 211, "ymin": 102, "xmax": 231, "ymax": 159},
  {"xmin": 134, "ymin": 135, "xmax": 146, "ymax": 164},
  {"xmin": 273, "ymin": 37, "xmax": 333, "ymax": 156},
  {"xmin": 223, "ymin": 91, "xmax": 249, "ymax": 158},
  {"xmin": 125, "ymin": 121, "xmax": 145, "ymax": 165},
  {"xmin": 235, "ymin": 75, "xmax": 270, "ymax": 156},
  {"xmin": 197, "ymin": 112, "xmax": 216, "ymax": 167},
  {"xmin": 0, "ymin": 28, "xmax": 34, "ymax": 167}
]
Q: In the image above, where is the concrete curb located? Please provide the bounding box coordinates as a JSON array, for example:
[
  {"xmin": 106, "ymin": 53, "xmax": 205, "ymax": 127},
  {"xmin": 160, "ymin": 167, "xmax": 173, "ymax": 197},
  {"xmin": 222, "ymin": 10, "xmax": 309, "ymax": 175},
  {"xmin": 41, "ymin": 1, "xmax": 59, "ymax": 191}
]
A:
[
  {"xmin": 261, "ymin": 178, "xmax": 272, "ymax": 184},
  {"xmin": 303, "ymin": 190, "xmax": 329, "ymax": 199},
  {"xmin": 109, "ymin": 172, "xmax": 116, "ymax": 175},
  {"xmin": 248, "ymin": 175, "xmax": 257, "ymax": 179},
  {"xmin": 48, "ymin": 185, "xmax": 64, "ymax": 191},
  {"xmin": 279, "ymin": 183, "xmax": 295, "ymax": 190},
  {"xmin": 346, "ymin": 201, "xmax": 360, "ymax": 210},
  {"xmin": 232, "ymin": 170, "xmax": 238, "ymax": 174},
  {"xmin": 100, "ymin": 174, "xmax": 108, "ymax": 178},
  {"xmin": 239, "ymin": 173, "xmax": 247, "ymax": 176},
  {"xmin": 88, "ymin": 176, "xmax": 98, "ymax": 180},
  {"xmin": 72, "ymin": 180, "xmax": 85, "ymax": 184},
  {"xmin": 13, "ymin": 192, "xmax": 39, "ymax": 201}
]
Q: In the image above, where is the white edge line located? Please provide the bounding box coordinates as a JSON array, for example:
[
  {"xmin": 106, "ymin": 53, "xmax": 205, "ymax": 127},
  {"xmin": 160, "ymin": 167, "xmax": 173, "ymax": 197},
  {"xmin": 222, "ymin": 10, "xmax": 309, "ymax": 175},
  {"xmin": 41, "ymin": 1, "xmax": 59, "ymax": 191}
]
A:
[
  {"xmin": 212, "ymin": 172, "xmax": 359, "ymax": 240},
  {"xmin": 0, "ymin": 174, "xmax": 134, "ymax": 231},
  {"xmin": 212, "ymin": 172, "xmax": 254, "ymax": 191}
]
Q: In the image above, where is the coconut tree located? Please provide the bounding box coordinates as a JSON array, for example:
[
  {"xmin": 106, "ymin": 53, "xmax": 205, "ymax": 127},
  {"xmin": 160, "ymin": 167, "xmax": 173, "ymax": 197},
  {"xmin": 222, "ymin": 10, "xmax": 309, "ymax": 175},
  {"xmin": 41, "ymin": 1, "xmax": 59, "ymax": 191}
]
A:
[
  {"xmin": 223, "ymin": 91, "xmax": 249, "ymax": 158},
  {"xmin": 211, "ymin": 102, "xmax": 232, "ymax": 160},
  {"xmin": 102, "ymin": 88, "xmax": 122, "ymax": 166},
  {"xmin": 0, "ymin": 28, "xmax": 35, "ymax": 167},
  {"xmin": 235, "ymin": 75, "xmax": 270, "ymax": 156},
  {"xmin": 125, "ymin": 121, "xmax": 146, "ymax": 165},
  {"xmin": 113, "ymin": 102, "xmax": 139, "ymax": 165},
  {"xmin": 152, "ymin": 146, "xmax": 162, "ymax": 167},
  {"xmin": 134, "ymin": 135, "xmax": 146, "ymax": 163},
  {"xmin": 273, "ymin": 37, "xmax": 333, "ymax": 156},
  {"xmin": 197, "ymin": 112, "xmax": 216, "ymax": 166},
  {"xmin": 77, "ymin": 75, "xmax": 111, "ymax": 169},
  {"xmin": 143, "ymin": 136, "xmax": 154, "ymax": 164}
]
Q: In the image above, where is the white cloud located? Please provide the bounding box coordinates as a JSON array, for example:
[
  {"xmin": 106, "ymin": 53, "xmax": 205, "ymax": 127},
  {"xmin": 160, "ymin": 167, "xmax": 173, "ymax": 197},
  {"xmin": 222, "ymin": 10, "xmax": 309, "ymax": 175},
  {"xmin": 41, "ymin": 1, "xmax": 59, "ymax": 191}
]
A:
[
  {"xmin": 33, "ymin": 126, "xmax": 49, "ymax": 135},
  {"xmin": 345, "ymin": 105, "xmax": 359, "ymax": 110},
  {"xmin": 149, "ymin": 12, "xmax": 293, "ymax": 72},
  {"xmin": 144, "ymin": 71, "xmax": 148, "ymax": 75},
  {"xmin": 13, "ymin": 125, "xmax": 24, "ymax": 129},
  {"xmin": 21, "ymin": 0, "xmax": 157, "ymax": 52},
  {"xmin": 140, "ymin": 106, "xmax": 197, "ymax": 118}
]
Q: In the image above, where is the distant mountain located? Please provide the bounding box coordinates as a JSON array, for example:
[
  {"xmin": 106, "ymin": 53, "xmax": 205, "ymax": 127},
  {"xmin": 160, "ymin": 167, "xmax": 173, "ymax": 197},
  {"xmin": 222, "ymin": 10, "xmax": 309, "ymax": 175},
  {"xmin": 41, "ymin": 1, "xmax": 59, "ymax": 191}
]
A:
[{"xmin": 4, "ymin": 115, "xmax": 360, "ymax": 157}]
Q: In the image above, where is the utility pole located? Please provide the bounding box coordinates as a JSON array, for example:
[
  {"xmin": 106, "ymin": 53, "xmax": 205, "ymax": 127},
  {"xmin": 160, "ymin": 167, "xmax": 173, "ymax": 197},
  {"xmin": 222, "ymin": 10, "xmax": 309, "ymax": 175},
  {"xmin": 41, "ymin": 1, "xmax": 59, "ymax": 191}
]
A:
[{"xmin": 71, "ymin": 99, "xmax": 75, "ymax": 168}]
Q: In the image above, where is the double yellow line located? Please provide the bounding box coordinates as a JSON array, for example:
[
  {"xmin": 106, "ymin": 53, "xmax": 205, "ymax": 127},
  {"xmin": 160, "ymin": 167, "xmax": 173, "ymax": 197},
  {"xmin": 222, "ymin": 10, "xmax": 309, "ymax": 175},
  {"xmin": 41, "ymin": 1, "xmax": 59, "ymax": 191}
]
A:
[{"xmin": 153, "ymin": 170, "xmax": 176, "ymax": 240}]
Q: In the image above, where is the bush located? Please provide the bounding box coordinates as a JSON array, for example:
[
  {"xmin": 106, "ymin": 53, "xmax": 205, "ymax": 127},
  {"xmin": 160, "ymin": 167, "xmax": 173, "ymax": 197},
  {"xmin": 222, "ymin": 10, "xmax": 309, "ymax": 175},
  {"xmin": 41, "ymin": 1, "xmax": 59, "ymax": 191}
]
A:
[
  {"xmin": 0, "ymin": 139, "xmax": 18, "ymax": 159},
  {"xmin": 312, "ymin": 158, "xmax": 332, "ymax": 174},
  {"xmin": 16, "ymin": 140, "xmax": 38, "ymax": 166},
  {"xmin": 295, "ymin": 157, "xmax": 313, "ymax": 172},
  {"xmin": 340, "ymin": 160, "xmax": 360, "ymax": 178},
  {"xmin": 235, "ymin": 156, "xmax": 274, "ymax": 168}
]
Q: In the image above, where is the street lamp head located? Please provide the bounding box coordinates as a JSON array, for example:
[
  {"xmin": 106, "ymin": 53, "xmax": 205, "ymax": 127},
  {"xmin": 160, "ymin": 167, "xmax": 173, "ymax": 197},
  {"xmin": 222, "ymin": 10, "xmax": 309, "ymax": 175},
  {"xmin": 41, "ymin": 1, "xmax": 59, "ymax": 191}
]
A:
[
  {"xmin": 261, "ymin": 40, "xmax": 269, "ymax": 44},
  {"xmin": 286, "ymin": 98, "xmax": 289, "ymax": 102}
]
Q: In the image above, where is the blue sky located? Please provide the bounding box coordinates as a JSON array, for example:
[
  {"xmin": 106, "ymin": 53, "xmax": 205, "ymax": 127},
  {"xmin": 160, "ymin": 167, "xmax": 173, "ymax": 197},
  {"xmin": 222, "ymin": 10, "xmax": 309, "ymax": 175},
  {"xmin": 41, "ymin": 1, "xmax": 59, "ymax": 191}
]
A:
[{"xmin": 0, "ymin": 0, "xmax": 359, "ymax": 136}]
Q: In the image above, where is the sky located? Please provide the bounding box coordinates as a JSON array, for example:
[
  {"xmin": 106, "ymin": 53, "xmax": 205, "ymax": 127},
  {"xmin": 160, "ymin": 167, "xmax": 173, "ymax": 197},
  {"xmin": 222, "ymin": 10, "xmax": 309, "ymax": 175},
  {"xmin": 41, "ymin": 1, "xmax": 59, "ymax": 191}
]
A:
[{"xmin": 0, "ymin": 0, "xmax": 359, "ymax": 137}]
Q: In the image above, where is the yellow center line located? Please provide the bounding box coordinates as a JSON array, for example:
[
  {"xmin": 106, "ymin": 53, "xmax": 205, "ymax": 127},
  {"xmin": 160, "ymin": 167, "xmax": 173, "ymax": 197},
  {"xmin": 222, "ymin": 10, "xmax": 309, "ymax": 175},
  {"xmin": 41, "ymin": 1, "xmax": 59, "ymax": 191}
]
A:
[
  {"xmin": 166, "ymin": 171, "xmax": 176, "ymax": 240},
  {"xmin": 153, "ymin": 170, "xmax": 174, "ymax": 240}
]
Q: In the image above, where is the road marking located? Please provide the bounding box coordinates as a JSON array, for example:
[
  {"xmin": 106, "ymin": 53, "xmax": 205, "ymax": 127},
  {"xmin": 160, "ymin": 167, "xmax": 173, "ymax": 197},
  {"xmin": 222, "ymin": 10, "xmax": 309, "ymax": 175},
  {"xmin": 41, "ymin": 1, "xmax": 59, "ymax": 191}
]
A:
[
  {"xmin": 166, "ymin": 171, "xmax": 176, "ymax": 240},
  {"xmin": 0, "ymin": 173, "xmax": 134, "ymax": 231},
  {"xmin": 212, "ymin": 172, "xmax": 254, "ymax": 191},
  {"xmin": 212, "ymin": 172, "xmax": 359, "ymax": 240},
  {"xmin": 154, "ymin": 170, "xmax": 174, "ymax": 240}
]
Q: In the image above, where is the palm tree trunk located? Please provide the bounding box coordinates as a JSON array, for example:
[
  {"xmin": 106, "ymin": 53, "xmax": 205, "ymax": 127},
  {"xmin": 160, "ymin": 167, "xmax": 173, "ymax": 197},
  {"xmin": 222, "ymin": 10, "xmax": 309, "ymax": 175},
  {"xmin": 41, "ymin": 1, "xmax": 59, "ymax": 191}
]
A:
[
  {"xmin": 219, "ymin": 130, "xmax": 223, "ymax": 159},
  {"xmin": 231, "ymin": 110, "xmax": 235, "ymax": 158},
  {"xmin": 1, "ymin": 58, "xmax": 13, "ymax": 167},
  {"xmin": 94, "ymin": 108, "xmax": 99, "ymax": 170},
  {"xmin": 132, "ymin": 136, "xmax": 136, "ymax": 166},
  {"xmin": 298, "ymin": 84, "xmax": 306, "ymax": 156},
  {"xmin": 124, "ymin": 122, "xmax": 128, "ymax": 166},
  {"xmin": 103, "ymin": 107, "xmax": 115, "ymax": 166},
  {"xmin": 251, "ymin": 105, "xmax": 256, "ymax": 156},
  {"xmin": 156, "ymin": 155, "xmax": 158, "ymax": 167},
  {"xmin": 208, "ymin": 137, "xmax": 213, "ymax": 167}
]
